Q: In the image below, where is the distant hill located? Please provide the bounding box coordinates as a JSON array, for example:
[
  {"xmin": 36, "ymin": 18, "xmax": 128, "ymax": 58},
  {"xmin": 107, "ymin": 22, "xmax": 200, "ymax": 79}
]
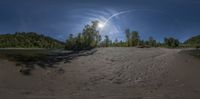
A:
[
  {"xmin": 0, "ymin": 32, "xmax": 65, "ymax": 48},
  {"xmin": 184, "ymin": 35, "xmax": 200, "ymax": 46}
]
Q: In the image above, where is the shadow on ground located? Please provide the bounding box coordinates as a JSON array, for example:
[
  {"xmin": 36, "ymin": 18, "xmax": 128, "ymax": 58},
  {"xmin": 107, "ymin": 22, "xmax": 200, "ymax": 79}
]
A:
[
  {"xmin": 179, "ymin": 49, "xmax": 200, "ymax": 58},
  {"xmin": 0, "ymin": 49, "xmax": 97, "ymax": 75}
]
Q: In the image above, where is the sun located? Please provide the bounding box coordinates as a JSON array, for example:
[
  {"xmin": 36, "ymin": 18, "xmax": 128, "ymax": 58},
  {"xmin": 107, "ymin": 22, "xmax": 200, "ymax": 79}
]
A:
[{"xmin": 98, "ymin": 23, "xmax": 105, "ymax": 28}]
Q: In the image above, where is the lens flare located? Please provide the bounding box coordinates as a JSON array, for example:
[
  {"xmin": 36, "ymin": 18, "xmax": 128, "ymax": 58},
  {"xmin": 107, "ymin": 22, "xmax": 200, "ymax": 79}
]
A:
[{"xmin": 98, "ymin": 23, "xmax": 105, "ymax": 28}]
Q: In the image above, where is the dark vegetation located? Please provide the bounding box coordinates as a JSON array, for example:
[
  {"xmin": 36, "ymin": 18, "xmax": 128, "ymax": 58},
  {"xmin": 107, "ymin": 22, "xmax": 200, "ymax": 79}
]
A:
[{"xmin": 0, "ymin": 32, "xmax": 64, "ymax": 48}]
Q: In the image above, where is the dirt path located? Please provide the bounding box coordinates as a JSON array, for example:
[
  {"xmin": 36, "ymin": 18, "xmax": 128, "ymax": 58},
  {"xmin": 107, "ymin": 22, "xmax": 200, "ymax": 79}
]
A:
[{"xmin": 0, "ymin": 48, "xmax": 200, "ymax": 99}]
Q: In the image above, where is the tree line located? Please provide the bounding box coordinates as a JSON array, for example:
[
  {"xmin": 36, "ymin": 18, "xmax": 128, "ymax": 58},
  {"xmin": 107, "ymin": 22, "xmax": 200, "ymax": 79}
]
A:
[
  {"xmin": 0, "ymin": 21, "xmax": 198, "ymax": 50},
  {"xmin": 65, "ymin": 21, "xmax": 183, "ymax": 50}
]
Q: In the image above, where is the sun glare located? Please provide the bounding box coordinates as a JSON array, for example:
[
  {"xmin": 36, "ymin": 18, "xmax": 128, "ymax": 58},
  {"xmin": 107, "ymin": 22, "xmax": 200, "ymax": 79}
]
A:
[{"xmin": 98, "ymin": 23, "xmax": 105, "ymax": 28}]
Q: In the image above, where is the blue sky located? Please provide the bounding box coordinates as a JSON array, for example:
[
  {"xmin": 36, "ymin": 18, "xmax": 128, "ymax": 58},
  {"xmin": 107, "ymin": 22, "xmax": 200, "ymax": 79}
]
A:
[{"xmin": 0, "ymin": 0, "xmax": 200, "ymax": 42}]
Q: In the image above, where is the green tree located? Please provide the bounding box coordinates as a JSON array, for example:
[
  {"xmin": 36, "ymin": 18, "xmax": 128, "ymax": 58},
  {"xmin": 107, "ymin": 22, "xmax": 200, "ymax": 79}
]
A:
[
  {"xmin": 125, "ymin": 29, "xmax": 131, "ymax": 47},
  {"xmin": 82, "ymin": 21, "xmax": 100, "ymax": 49},
  {"xmin": 65, "ymin": 21, "xmax": 101, "ymax": 50},
  {"xmin": 104, "ymin": 35, "xmax": 110, "ymax": 47},
  {"xmin": 131, "ymin": 31, "xmax": 140, "ymax": 46},
  {"xmin": 148, "ymin": 36, "xmax": 157, "ymax": 47},
  {"xmin": 164, "ymin": 37, "xmax": 179, "ymax": 48}
]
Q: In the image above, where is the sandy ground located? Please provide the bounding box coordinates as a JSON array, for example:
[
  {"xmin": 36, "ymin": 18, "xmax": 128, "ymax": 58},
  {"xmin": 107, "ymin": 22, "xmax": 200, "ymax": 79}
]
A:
[{"xmin": 0, "ymin": 48, "xmax": 200, "ymax": 99}]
